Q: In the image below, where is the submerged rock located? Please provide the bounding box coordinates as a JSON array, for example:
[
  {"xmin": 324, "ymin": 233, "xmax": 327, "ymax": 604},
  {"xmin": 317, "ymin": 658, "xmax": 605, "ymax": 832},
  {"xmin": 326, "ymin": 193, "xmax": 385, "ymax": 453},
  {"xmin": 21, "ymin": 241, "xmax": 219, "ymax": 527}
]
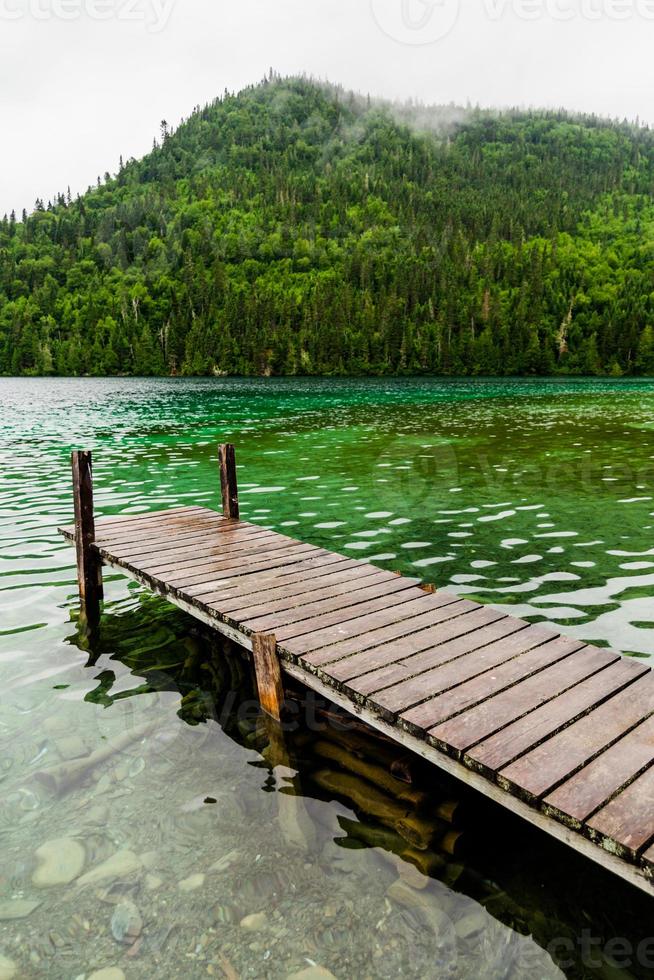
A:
[
  {"xmin": 286, "ymin": 968, "xmax": 339, "ymax": 980},
  {"xmin": 88, "ymin": 969, "xmax": 126, "ymax": 980},
  {"xmin": 0, "ymin": 898, "xmax": 41, "ymax": 921},
  {"xmin": 178, "ymin": 872, "xmax": 205, "ymax": 892},
  {"xmin": 111, "ymin": 900, "xmax": 143, "ymax": 945},
  {"xmin": 386, "ymin": 879, "xmax": 454, "ymax": 937},
  {"xmin": 240, "ymin": 912, "xmax": 268, "ymax": 932},
  {"xmin": 84, "ymin": 804, "xmax": 109, "ymax": 825},
  {"xmin": 209, "ymin": 849, "xmax": 241, "ymax": 873},
  {"xmin": 77, "ymin": 849, "xmax": 141, "ymax": 887},
  {"xmin": 55, "ymin": 735, "xmax": 89, "ymax": 761},
  {"xmin": 0, "ymin": 955, "xmax": 16, "ymax": 980},
  {"xmin": 455, "ymin": 909, "xmax": 486, "ymax": 941},
  {"xmin": 32, "ymin": 837, "xmax": 85, "ymax": 887},
  {"xmin": 211, "ymin": 904, "xmax": 238, "ymax": 925}
]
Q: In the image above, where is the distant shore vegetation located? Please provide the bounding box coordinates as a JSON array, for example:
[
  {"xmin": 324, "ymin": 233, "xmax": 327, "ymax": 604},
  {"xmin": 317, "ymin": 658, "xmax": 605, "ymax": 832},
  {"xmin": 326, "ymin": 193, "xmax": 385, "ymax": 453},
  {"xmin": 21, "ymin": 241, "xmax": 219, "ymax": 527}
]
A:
[{"xmin": 2, "ymin": 74, "xmax": 654, "ymax": 378}]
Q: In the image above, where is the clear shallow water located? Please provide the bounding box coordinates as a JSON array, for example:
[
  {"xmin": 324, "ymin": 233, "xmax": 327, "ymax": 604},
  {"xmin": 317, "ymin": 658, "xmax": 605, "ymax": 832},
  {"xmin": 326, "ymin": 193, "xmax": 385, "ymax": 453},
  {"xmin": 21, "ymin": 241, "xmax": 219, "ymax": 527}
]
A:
[{"xmin": 1, "ymin": 376, "xmax": 654, "ymax": 979}]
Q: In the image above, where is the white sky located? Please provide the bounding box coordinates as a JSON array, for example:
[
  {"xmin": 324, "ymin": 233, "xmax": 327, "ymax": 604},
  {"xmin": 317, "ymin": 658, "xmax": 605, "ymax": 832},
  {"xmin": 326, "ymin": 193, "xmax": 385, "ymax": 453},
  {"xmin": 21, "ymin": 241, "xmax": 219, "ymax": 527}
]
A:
[{"xmin": 2, "ymin": 0, "xmax": 654, "ymax": 215}]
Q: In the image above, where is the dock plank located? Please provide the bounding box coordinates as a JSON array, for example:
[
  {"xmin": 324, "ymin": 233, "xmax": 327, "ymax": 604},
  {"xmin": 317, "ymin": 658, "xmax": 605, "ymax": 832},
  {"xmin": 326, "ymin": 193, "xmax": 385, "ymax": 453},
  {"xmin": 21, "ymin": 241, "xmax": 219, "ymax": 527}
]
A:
[
  {"xmin": 296, "ymin": 594, "xmax": 471, "ymax": 665},
  {"xmin": 273, "ymin": 588, "xmax": 432, "ymax": 644},
  {"xmin": 423, "ymin": 642, "xmax": 610, "ymax": 754},
  {"xmin": 96, "ymin": 512, "xmax": 232, "ymax": 546},
  {"xmin": 200, "ymin": 556, "xmax": 366, "ymax": 613},
  {"xmin": 640, "ymin": 841, "xmax": 654, "ymax": 875},
  {"xmin": 344, "ymin": 611, "xmax": 524, "ymax": 707},
  {"xmin": 95, "ymin": 506, "xmax": 207, "ymax": 529},
  {"xmin": 404, "ymin": 637, "xmax": 592, "ymax": 737},
  {"xmin": 191, "ymin": 553, "xmax": 355, "ymax": 599},
  {"xmin": 219, "ymin": 566, "xmax": 393, "ymax": 617},
  {"xmin": 240, "ymin": 575, "xmax": 420, "ymax": 633},
  {"xmin": 587, "ymin": 765, "xmax": 654, "ymax": 860},
  {"xmin": 96, "ymin": 507, "xmax": 213, "ymax": 535},
  {"xmin": 59, "ymin": 506, "xmax": 209, "ymax": 541},
  {"xmin": 105, "ymin": 524, "xmax": 274, "ymax": 559},
  {"xmin": 330, "ymin": 620, "xmax": 553, "ymax": 687},
  {"xmin": 468, "ymin": 657, "xmax": 649, "ymax": 780},
  {"xmin": 130, "ymin": 531, "xmax": 301, "ymax": 573},
  {"xmin": 543, "ymin": 709, "xmax": 654, "ymax": 828},
  {"xmin": 498, "ymin": 673, "xmax": 654, "ymax": 802},
  {"xmin": 158, "ymin": 544, "xmax": 322, "ymax": 588}
]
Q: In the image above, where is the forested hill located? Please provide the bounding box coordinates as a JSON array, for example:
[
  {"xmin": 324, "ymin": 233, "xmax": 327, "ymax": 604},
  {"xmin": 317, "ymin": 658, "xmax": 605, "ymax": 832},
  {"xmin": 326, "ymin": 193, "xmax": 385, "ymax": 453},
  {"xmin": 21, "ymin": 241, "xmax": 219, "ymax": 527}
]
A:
[{"xmin": 2, "ymin": 75, "xmax": 654, "ymax": 377}]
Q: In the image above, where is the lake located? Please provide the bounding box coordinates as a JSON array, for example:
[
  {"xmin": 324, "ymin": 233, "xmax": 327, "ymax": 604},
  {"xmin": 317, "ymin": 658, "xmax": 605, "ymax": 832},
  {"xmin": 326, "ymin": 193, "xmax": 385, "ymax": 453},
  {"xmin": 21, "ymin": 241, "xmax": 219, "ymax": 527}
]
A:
[{"xmin": 1, "ymin": 376, "xmax": 654, "ymax": 979}]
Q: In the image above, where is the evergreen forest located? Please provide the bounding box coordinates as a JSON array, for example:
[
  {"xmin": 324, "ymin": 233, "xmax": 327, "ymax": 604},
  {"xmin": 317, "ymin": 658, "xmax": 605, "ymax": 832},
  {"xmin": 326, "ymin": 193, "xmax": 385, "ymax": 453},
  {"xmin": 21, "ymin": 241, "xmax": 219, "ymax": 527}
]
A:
[{"xmin": 2, "ymin": 74, "xmax": 654, "ymax": 377}]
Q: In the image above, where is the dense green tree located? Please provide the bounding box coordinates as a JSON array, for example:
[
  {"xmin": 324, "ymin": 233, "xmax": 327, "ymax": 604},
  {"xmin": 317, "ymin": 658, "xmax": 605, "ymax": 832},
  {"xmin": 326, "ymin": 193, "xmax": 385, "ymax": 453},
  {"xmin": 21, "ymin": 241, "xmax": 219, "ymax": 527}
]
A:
[{"xmin": 2, "ymin": 75, "xmax": 654, "ymax": 378}]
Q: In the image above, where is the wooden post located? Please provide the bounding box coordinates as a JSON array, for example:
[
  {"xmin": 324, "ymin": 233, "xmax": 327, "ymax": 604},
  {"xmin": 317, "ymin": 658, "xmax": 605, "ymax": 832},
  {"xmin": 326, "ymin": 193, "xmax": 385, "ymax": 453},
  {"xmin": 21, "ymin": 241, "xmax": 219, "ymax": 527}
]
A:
[
  {"xmin": 71, "ymin": 450, "xmax": 103, "ymax": 628},
  {"xmin": 218, "ymin": 443, "xmax": 239, "ymax": 520},
  {"xmin": 252, "ymin": 632, "xmax": 284, "ymax": 721},
  {"xmin": 253, "ymin": 633, "xmax": 316, "ymax": 851}
]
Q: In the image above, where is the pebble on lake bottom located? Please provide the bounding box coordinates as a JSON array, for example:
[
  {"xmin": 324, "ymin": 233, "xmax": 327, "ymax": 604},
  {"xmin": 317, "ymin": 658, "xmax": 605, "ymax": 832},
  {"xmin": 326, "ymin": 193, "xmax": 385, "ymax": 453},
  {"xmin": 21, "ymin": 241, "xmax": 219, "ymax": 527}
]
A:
[
  {"xmin": 76, "ymin": 849, "xmax": 141, "ymax": 887},
  {"xmin": 286, "ymin": 968, "xmax": 339, "ymax": 980},
  {"xmin": 178, "ymin": 872, "xmax": 205, "ymax": 892},
  {"xmin": 32, "ymin": 837, "xmax": 86, "ymax": 888},
  {"xmin": 0, "ymin": 899, "xmax": 41, "ymax": 921},
  {"xmin": 0, "ymin": 955, "xmax": 16, "ymax": 980},
  {"xmin": 240, "ymin": 912, "xmax": 268, "ymax": 932},
  {"xmin": 110, "ymin": 899, "xmax": 143, "ymax": 945}
]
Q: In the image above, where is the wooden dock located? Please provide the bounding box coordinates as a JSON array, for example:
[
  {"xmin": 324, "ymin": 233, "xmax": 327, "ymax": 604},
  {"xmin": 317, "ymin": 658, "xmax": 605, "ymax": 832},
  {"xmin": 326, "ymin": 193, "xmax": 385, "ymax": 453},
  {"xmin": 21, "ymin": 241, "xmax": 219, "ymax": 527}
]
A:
[{"xmin": 60, "ymin": 447, "xmax": 654, "ymax": 896}]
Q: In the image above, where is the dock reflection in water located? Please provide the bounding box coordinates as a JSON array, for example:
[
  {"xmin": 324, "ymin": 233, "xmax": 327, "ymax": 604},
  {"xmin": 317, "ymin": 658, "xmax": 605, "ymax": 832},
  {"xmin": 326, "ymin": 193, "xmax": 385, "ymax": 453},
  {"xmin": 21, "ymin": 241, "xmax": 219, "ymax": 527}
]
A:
[{"xmin": 3, "ymin": 594, "xmax": 652, "ymax": 979}]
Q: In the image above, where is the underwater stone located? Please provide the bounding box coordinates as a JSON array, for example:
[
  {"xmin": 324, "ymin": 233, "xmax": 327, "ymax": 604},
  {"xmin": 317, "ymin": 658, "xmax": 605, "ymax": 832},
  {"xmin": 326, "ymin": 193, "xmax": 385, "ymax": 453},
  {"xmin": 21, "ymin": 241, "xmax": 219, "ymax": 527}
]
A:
[
  {"xmin": 209, "ymin": 849, "xmax": 241, "ymax": 873},
  {"xmin": 55, "ymin": 735, "xmax": 89, "ymax": 761},
  {"xmin": 178, "ymin": 873, "xmax": 205, "ymax": 892},
  {"xmin": 0, "ymin": 956, "xmax": 16, "ymax": 980},
  {"xmin": 77, "ymin": 849, "xmax": 141, "ymax": 887},
  {"xmin": 454, "ymin": 910, "xmax": 487, "ymax": 941},
  {"xmin": 84, "ymin": 804, "xmax": 109, "ymax": 825},
  {"xmin": 111, "ymin": 900, "xmax": 143, "ymax": 945},
  {"xmin": 240, "ymin": 912, "xmax": 268, "ymax": 932},
  {"xmin": 88, "ymin": 970, "xmax": 126, "ymax": 980},
  {"xmin": 211, "ymin": 904, "xmax": 238, "ymax": 925},
  {"xmin": 286, "ymin": 968, "xmax": 339, "ymax": 980},
  {"xmin": 32, "ymin": 837, "xmax": 85, "ymax": 887},
  {"xmin": 0, "ymin": 899, "xmax": 42, "ymax": 921},
  {"xmin": 386, "ymin": 879, "xmax": 454, "ymax": 937}
]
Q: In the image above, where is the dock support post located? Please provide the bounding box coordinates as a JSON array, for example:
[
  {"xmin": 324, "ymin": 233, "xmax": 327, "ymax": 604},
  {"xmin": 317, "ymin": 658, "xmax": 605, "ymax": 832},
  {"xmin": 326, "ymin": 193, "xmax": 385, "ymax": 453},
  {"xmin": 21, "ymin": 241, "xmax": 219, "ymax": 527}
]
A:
[
  {"xmin": 253, "ymin": 632, "xmax": 316, "ymax": 852},
  {"xmin": 71, "ymin": 450, "xmax": 103, "ymax": 631},
  {"xmin": 218, "ymin": 443, "xmax": 239, "ymax": 520},
  {"xmin": 252, "ymin": 632, "xmax": 284, "ymax": 721}
]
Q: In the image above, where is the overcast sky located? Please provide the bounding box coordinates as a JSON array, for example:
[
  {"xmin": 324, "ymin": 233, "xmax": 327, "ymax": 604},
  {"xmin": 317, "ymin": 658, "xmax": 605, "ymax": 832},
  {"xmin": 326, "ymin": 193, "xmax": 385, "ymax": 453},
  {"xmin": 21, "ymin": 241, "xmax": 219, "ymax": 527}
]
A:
[{"xmin": 2, "ymin": 0, "xmax": 654, "ymax": 215}]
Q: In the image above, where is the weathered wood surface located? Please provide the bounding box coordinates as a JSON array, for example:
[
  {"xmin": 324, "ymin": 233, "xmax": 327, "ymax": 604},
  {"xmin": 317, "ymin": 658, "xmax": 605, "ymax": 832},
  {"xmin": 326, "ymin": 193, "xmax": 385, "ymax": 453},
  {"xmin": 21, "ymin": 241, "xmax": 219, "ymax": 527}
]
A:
[
  {"xmin": 218, "ymin": 443, "xmax": 239, "ymax": 520},
  {"xmin": 252, "ymin": 632, "xmax": 284, "ymax": 721},
  {"xmin": 59, "ymin": 505, "xmax": 654, "ymax": 893},
  {"xmin": 71, "ymin": 450, "xmax": 103, "ymax": 625}
]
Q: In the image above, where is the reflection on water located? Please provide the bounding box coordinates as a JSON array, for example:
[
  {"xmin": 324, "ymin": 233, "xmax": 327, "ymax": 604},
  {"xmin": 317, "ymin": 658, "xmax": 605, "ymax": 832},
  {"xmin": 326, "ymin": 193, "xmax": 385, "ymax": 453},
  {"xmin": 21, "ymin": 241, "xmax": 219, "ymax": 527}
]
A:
[{"xmin": 1, "ymin": 376, "xmax": 654, "ymax": 978}]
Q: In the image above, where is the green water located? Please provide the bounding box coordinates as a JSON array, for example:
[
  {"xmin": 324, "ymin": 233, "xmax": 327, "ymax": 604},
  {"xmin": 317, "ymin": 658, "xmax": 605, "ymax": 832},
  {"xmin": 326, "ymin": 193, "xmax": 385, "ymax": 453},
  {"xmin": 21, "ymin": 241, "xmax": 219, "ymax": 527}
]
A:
[{"xmin": 1, "ymin": 376, "xmax": 654, "ymax": 979}]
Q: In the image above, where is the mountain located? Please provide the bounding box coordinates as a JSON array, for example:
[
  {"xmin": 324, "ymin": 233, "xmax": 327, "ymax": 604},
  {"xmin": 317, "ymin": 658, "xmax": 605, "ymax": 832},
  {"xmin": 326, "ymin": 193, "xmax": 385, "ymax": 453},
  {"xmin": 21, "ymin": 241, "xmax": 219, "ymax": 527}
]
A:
[{"xmin": 2, "ymin": 74, "xmax": 654, "ymax": 377}]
